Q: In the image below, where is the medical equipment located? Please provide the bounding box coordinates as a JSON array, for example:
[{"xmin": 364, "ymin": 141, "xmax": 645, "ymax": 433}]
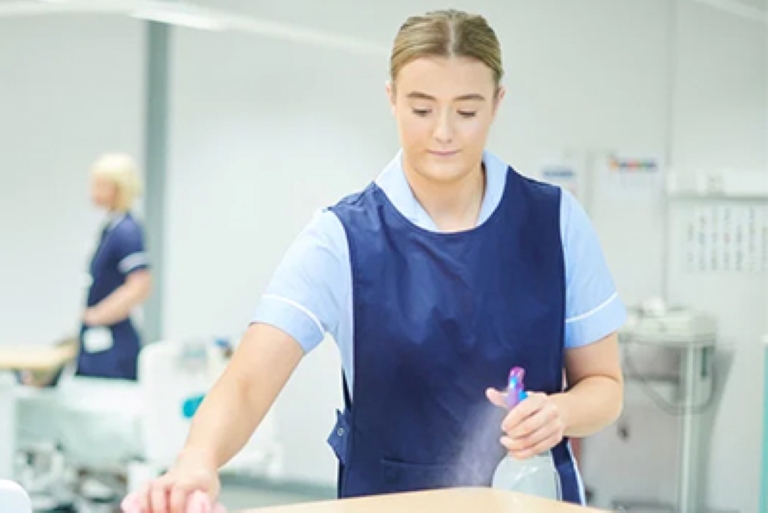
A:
[
  {"xmin": 0, "ymin": 338, "xmax": 78, "ymax": 478},
  {"xmin": 136, "ymin": 338, "xmax": 282, "ymax": 486},
  {"xmin": 623, "ymin": 299, "xmax": 717, "ymax": 342},
  {"xmin": 491, "ymin": 367, "xmax": 561, "ymax": 500},
  {"xmin": 585, "ymin": 303, "xmax": 718, "ymax": 513},
  {"xmin": 0, "ymin": 479, "xmax": 32, "ymax": 513},
  {"xmin": 4, "ymin": 337, "xmax": 282, "ymax": 511}
]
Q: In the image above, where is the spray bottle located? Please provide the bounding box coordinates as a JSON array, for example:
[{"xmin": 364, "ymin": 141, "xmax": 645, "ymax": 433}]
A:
[{"xmin": 491, "ymin": 367, "xmax": 561, "ymax": 500}]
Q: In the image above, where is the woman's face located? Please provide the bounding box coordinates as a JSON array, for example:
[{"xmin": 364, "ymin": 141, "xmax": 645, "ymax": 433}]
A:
[
  {"xmin": 388, "ymin": 56, "xmax": 504, "ymax": 185},
  {"xmin": 90, "ymin": 174, "xmax": 117, "ymax": 210}
]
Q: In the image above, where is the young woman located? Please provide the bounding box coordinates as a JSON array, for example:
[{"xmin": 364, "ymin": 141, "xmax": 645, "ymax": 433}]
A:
[{"xmin": 138, "ymin": 9, "xmax": 624, "ymax": 512}]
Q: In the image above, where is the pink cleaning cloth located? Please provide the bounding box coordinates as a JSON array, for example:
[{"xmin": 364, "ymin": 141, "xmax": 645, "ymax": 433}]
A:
[{"xmin": 121, "ymin": 489, "xmax": 226, "ymax": 513}]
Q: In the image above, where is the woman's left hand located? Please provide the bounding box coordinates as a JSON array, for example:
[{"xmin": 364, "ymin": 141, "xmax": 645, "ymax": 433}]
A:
[{"xmin": 486, "ymin": 389, "xmax": 566, "ymax": 459}]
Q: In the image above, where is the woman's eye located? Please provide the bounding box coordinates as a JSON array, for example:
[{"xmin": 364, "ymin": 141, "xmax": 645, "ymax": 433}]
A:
[
  {"xmin": 412, "ymin": 109, "xmax": 431, "ymax": 116},
  {"xmin": 458, "ymin": 111, "xmax": 477, "ymax": 118}
]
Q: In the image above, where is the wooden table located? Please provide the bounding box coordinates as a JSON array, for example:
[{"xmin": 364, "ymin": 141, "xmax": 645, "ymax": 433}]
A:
[{"xmin": 239, "ymin": 488, "xmax": 609, "ymax": 512}]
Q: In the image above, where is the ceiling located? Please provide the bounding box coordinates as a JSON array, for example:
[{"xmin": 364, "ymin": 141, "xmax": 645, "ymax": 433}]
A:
[{"xmin": 0, "ymin": 0, "xmax": 764, "ymax": 42}]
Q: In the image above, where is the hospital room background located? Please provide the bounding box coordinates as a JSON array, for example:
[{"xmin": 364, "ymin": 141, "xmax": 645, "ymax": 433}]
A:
[{"xmin": 0, "ymin": 0, "xmax": 766, "ymax": 512}]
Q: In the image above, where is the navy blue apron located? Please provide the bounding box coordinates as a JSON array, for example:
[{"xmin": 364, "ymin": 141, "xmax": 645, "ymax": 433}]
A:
[
  {"xmin": 327, "ymin": 167, "xmax": 582, "ymax": 504},
  {"xmin": 76, "ymin": 219, "xmax": 141, "ymax": 381}
]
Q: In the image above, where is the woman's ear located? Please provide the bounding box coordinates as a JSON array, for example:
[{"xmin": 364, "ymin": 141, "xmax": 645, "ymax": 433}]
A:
[
  {"xmin": 385, "ymin": 80, "xmax": 397, "ymax": 116},
  {"xmin": 492, "ymin": 86, "xmax": 506, "ymax": 119}
]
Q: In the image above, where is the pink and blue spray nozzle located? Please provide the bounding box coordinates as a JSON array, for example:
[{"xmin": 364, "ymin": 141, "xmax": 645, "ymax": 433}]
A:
[{"xmin": 505, "ymin": 366, "xmax": 529, "ymax": 409}]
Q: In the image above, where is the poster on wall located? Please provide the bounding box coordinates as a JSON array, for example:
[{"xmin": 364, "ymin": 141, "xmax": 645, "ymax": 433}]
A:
[
  {"xmin": 685, "ymin": 204, "xmax": 768, "ymax": 273},
  {"xmin": 595, "ymin": 153, "xmax": 664, "ymax": 201},
  {"xmin": 541, "ymin": 164, "xmax": 579, "ymax": 197},
  {"xmin": 537, "ymin": 150, "xmax": 587, "ymax": 206}
]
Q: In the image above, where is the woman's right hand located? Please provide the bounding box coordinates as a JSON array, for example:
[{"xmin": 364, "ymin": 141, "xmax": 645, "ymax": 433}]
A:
[{"xmin": 138, "ymin": 453, "xmax": 221, "ymax": 513}]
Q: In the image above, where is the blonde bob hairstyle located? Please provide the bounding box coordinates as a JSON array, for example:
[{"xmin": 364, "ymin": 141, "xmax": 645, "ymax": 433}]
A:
[{"xmin": 90, "ymin": 153, "xmax": 142, "ymax": 212}]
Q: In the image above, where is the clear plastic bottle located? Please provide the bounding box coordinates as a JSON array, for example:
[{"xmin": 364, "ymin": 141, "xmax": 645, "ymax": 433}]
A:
[{"xmin": 491, "ymin": 367, "xmax": 561, "ymax": 500}]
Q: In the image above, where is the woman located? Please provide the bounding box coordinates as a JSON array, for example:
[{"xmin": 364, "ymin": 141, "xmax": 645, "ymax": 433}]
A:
[
  {"xmin": 139, "ymin": 9, "xmax": 624, "ymax": 512},
  {"xmin": 77, "ymin": 153, "xmax": 152, "ymax": 381}
]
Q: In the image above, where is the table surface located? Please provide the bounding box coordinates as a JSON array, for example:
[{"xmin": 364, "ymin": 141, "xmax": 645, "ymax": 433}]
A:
[{"xmin": 239, "ymin": 488, "xmax": 608, "ymax": 513}]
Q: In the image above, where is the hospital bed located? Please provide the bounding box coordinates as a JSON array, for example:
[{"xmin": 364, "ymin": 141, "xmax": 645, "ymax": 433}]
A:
[{"xmin": 1, "ymin": 338, "xmax": 281, "ymax": 511}]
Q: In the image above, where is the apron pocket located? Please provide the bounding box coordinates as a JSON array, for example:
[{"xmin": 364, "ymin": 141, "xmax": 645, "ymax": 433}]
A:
[
  {"xmin": 82, "ymin": 326, "xmax": 114, "ymax": 353},
  {"xmin": 327, "ymin": 409, "xmax": 351, "ymax": 465},
  {"xmin": 380, "ymin": 458, "xmax": 459, "ymax": 493}
]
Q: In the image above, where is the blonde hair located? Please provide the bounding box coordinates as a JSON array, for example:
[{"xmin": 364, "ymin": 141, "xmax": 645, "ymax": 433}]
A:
[
  {"xmin": 390, "ymin": 9, "xmax": 504, "ymax": 88},
  {"xmin": 90, "ymin": 153, "xmax": 142, "ymax": 212}
]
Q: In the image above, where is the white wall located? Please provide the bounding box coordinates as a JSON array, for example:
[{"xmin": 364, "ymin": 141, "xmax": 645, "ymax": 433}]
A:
[
  {"xmin": 0, "ymin": 15, "xmax": 145, "ymax": 346},
  {"xmin": 667, "ymin": 2, "xmax": 767, "ymax": 512}
]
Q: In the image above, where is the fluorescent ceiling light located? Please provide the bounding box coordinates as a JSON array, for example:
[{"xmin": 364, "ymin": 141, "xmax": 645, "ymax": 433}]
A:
[
  {"xmin": 0, "ymin": 0, "xmax": 76, "ymax": 16},
  {"xmin": 693, "ymin": 0, "xmax": 767, "ymax": 24},
  {"xmin": 131, "ymin": 6, "xmax": 226, "ymax": 31},
  {"xmin": 13, "ymin": 0, "xmax": 389, "ymax": 54}
]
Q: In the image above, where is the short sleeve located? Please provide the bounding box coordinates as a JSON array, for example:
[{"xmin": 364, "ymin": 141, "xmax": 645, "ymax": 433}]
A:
[
  {"xmin": 561, "ymin": 190, "xmax": 627, "ymax": 348},
  {"xmin": 113, "ymin": 221, "xmax": 149, "ymax": 276},
  {"xmin": 251, "ymin": 209, "xmax": 350, "ymax": 354}
]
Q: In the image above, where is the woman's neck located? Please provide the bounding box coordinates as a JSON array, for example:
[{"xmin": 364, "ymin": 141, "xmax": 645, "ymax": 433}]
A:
[{"xmin": 404, "ymin": 162, "xmax": 486, "ymax": 233}]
